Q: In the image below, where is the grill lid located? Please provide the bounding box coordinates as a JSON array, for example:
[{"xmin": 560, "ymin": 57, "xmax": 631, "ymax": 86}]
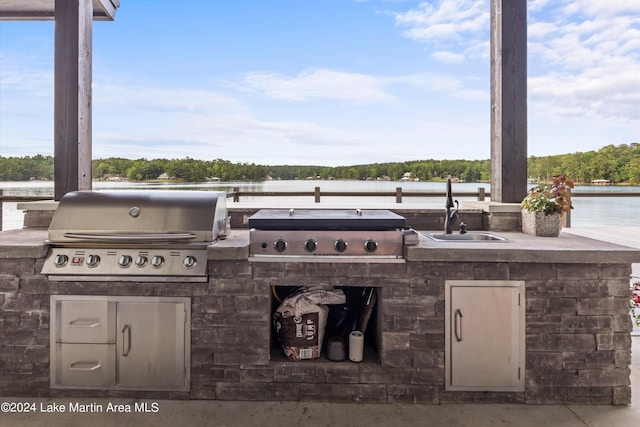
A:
[
  {"xmin": 248, "ymin": 208, "xmax": 405, "ymax": 231},
  {"xmin": 48, "ymin": 190, "xmax": 228, "ymax": 244}
]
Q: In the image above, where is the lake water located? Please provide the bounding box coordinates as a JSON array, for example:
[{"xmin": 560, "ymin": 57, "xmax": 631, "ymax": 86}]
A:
[{"xmin": 2, "ymin": 180, "xmax": 640, "ymax": 230}]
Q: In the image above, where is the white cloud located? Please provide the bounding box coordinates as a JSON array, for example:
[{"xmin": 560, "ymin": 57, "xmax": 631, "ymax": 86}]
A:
[
  {"xmin": 527, "ymin": 1, "xmax": 640, "ymax": 123},
  {"xmin": 240, "ymin": 69, "xmax": 396, "ymax": 103},
  {"xmin": 392, "ymin": 0, "xmax": 640, "ymax": 124},
  {"xmin": 0, "ymin": 52, "xmax": 52, "ymax": 96},
  {"xmin": 393, "ymin": 0, "xmax": 489, "ymax": 62},
  {"xmin": 239, "ymin": 68, "xmax": 487, "ymax": 104},
  {"xmin": 562, "ymin": 0, "xmax": 640, "ymax": 17},
  {"xmin": 394, "ymin": 0, "xmax": 488, "ymax": 39},
  {"xmin": 528, "ymin": 21, "xmax": 557, "ymax": 39},
  {"xmin": 529, "ymin": 66, "xmax": 640, "ymax": 122},
  {"xmin": 431, "ymin": 51, "xmax": 465, "ymax": 63},
  {"xmin": 528, "ymin": 0, "xmax": 552, "ymax": 13},
  {"xmin": 95, "ymin": 83, "xmax": 248, "ymax": 113}
]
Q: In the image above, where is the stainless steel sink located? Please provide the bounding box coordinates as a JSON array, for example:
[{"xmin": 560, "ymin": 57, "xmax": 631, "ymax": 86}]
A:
[{"xmin": 425, "ymin": 232, "xmax": 507, "ymax": 242}]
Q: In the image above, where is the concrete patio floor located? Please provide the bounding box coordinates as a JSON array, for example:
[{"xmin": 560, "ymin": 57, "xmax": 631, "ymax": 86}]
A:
[{"xmin": 1, "ymin": 335, "xmax": 638, "ymax": 427}]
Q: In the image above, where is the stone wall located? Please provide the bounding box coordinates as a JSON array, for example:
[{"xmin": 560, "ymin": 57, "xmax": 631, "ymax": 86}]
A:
[
  {"xmin": 0, "ymin": 257, "xmax": 50, "ymax": 397},
  {"xmin": 0, "ymin": 256, "xmax": 632, "ymax": 404}
]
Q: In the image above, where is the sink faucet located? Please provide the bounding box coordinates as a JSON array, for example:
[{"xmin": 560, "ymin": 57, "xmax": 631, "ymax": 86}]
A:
[{"xmin": 444, "ymin": 178, "xmax": 459, "ymax": 234}]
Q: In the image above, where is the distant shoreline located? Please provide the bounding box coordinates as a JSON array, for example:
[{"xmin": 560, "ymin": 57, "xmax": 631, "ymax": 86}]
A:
[{"xmin": 0, "ymin": 179, "xmax": 634, "ymax": 186}]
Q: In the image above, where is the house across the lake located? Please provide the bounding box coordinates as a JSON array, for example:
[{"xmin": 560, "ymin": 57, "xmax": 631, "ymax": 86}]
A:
[{"xmin": 591, "ymin": 179, "xmax": 613, "ymax": 185}]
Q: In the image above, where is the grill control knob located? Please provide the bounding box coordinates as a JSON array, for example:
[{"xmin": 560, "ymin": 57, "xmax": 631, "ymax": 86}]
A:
[
  {"xmin": 274, "ymin": 239, "xmax": 287, "ymax": 253},
  {"xmin": 364, "ymin": 240, "xmax": 378, "ymax": 253},
  {"xmin": 304, "ymin": 239, "xmax": 318, "ymax": 253},
  {"xmin": 86, "ymin": 255, "xmax": 101, "ymax": 268},
  {"xmin": 54, "ymin": 254, "xmax": 69, "ymax": 267},
  {"xmin": 334, "ymin": 239, "xmax": 348, "ymax": 253},
  {"xmin": 135, "ymin": 255, "xmax": 148, "ymax": 267},
  {"xmin": 183, "ymin": 255, "xmax": 197, "ymax": 269},
  {"xmin": 151, "ymin": 255, "xmax": 165, "ymax": 268},
  {"xmin": 118, "ymin": 255, "xmax": 133, "ymax": 268}
]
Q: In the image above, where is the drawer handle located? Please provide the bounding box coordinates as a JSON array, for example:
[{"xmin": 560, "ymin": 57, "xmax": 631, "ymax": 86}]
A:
[
  {"xmin": 122, "ymin": 324, "xmax": 131, "ymax": 357},
  {"xmin": 69, "ymin": 319, "xmax": 101, "ymax": 328},
  {"xmin": 69, "ymin": 361, "xmax": 101, "ymax": 371},
  {"xmin": 454, "ymin": 309, "xmax": 463, "ymax": 342}
]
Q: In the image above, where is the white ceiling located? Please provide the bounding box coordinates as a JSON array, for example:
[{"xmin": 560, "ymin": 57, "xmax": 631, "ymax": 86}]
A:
[{"xmin": 0, "ymin": 0, "xmax": 119, "ymax": 21}]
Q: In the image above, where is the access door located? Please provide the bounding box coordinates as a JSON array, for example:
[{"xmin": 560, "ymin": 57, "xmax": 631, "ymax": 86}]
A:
[
  {"xmin": 117, "ymin": 301, "xmax": 187, "ymax": 389},
  {"xmin": 445, "ymin": 280, "xmax": 525, "ymax": 391}
]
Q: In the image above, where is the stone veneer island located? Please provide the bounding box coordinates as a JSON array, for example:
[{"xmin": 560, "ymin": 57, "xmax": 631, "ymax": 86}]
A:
[{"xmin": 1, "ymin": 224, "xmax": 638, "ymax": 405}]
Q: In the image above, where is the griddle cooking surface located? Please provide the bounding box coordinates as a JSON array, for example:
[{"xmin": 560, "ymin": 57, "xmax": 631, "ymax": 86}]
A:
[{"xmin": 248, "ymin": 209, "xmax": 406, "ymax": 231}]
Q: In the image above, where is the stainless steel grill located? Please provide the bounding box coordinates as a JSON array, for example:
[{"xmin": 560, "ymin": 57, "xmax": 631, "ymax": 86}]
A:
[
  {"xmin": 41, "ymin": 190, "xmax": 228, "ymax": 282},
  {"xmin": 248, "ymin": 208, "xmax": 408, "ymax": 262}
]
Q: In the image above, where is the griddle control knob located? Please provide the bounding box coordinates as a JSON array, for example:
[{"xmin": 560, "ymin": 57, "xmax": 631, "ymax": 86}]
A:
[
  {"xmin": 118, "ymin": 255, "xmax": 132, "ymax": 268},
  {"xmin": 364, "ymin": 240, "xmax": 378, "ymax": 253},
  {"xmin": 274, "ymin": 239, "xmax": 287, "ymax": 253},
  {"xmin": 86, "ymin": 255, "xmax": 101, "ymax": 268},
  {"xmin": 304, "ymin": 239, "xmax": 318, "ymax": 253},
  {"xmin": 151, "ymin": 255, "xmax": 165, "ymax": 268},
  {"xmin": 135, "ymin": 255, "xmax": 148, "ymax": 267},
  {"xmin": 334, "ymin": 239, "xmax": 348, "ymax": 253},
  {"xmin": 183, "ymin": 255, "xmax": 197, "ymax": 269},
  {"xmin": 54, "ymin": 254, "xmax": 69, "ymax": 267}
]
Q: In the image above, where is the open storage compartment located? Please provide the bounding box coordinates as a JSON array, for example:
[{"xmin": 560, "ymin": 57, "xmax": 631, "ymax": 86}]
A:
[{"xmin": 270, "ymin": 286, "xmax": 381, "ymax": 363}]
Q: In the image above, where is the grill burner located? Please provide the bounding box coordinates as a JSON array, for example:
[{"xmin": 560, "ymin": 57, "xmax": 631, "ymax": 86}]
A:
[
  {"xmin": 248, "ymin": 209, "xmax": 406, "ymax": 262},
  {"xmin": 41, "ymin": 190, "xmax": 228, "ymax": 282}
]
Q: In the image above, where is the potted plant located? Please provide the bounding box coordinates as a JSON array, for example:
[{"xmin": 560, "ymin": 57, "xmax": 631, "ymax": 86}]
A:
[
  {"xmin": 521, "ymin": 173, "xmax": 574, "ymax": 237},
  {"xmin": 631, "ymin": 279, "xmax": 640, "ymax": 335}
]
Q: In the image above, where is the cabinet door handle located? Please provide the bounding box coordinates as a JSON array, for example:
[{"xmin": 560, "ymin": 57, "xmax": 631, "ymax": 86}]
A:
[
  {"xmin": 69, "ymin": 361, "xmax": 101, "ymax": 371},
  {"xmin": 69, "ymin": 319, "xmax": 101, "ymax": 328},
  {"xmin": 121, "ymin": 324, "xmax": 131, "ymax": 357},
  {"xmin": 454, "ymin": 309, "xmax": 463, "ymax": 342}
]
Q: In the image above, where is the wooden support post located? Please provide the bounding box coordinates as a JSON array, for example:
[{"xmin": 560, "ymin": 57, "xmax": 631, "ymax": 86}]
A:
[
  {"xmin": 54, "ymin": 0, "xmax": 93, "ymax": 200},
  {"xmin": 478, "ymin": 187, "xmax": 486, "ymax": 201},
  {"xmin": 0, "ymin": 189, "xmax": 3, "ymax": 231},
  {"xmin": 314, "ymin": 187, "xmax": 320, "ymax": 203},
  {"xmin": 233, "ymin": 187, "xmax": 239, "ymax": 202},
  {"xmin": 396, "ymin": 187, "xmax": 402, "ymax": 203},
  {"xmin": 564, "ymin": 188, "xmax": 572, "ymax": 228},
  {"xmin": 490, "ymin": 0, "xmax": 528, "ymax": 203}
]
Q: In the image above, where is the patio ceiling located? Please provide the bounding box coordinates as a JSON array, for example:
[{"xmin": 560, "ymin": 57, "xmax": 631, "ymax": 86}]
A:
[{"xmin": 0, "ymin": 0, "xmax": 119, "ymax": 21}]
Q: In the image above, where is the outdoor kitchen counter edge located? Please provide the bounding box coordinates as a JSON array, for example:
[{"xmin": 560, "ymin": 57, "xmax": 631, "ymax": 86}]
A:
[
  {"xmin": 0, "ymin": 229, "xmax": 48, "ymax": 258},
  {"xmin": 1, "ymin": 228, "xmax": 639, "ymax": 264}
]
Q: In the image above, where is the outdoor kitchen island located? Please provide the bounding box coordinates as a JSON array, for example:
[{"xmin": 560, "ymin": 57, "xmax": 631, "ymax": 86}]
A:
[{"xmin": 0, "ymin": 227, "xmax": 638, "ymax": 405}]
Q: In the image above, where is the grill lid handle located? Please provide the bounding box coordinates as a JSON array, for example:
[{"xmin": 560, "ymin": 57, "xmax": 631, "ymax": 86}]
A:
[{"xmin": 62, "ymin": 233, "xmax": 198, "ymax": 242}]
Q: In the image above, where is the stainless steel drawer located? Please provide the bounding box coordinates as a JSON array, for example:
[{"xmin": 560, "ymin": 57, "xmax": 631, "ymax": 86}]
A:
[
  {"xmin": 54, "ymin": 343, "xmax": 116, "ymax": 387},
  {"xmin": 58, "ymin": 300, "xmax": 116, "ymax": 343}
]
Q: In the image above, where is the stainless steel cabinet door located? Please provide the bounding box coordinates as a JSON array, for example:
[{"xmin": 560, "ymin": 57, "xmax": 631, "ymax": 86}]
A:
[
  {"xmin": 445, "ymin": 280, "xmax": 525, "ymax": 391},
  {"xmin": 116, "ymin": 301, "xmax": 187, "ymax": 389}
]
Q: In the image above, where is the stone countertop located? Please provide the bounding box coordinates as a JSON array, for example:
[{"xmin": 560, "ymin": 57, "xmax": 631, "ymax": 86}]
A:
[
  {"xmin": 208, "ymin": 231, "xmax": 249, "ymax": 260},
  {"xmin": 0, "ymin": 229, "xmax": 49, "ymax": 258},
  {"xmin": 406, "ymin": 231, "xmax": 640, "ymax": 264},
  {"xmin": 1, "ymin": 228, "xmax": 639, "ymax": 265}
]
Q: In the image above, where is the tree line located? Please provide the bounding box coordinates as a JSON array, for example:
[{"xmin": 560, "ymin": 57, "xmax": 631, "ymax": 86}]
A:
[{"xmin": 1, "ymin": 143, "xmax": 639, "ymax": 184}]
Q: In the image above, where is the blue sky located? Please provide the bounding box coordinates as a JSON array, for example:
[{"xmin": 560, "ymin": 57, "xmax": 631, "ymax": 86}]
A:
[{"xmin": 0, "ymin": 0, "xmax": 638, "ymax": 166}]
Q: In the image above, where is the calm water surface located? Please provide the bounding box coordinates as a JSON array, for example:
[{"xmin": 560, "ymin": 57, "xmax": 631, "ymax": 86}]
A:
[{"xmin": 2, "ymin": 180, "xmax": 639, "ymax": 230}]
